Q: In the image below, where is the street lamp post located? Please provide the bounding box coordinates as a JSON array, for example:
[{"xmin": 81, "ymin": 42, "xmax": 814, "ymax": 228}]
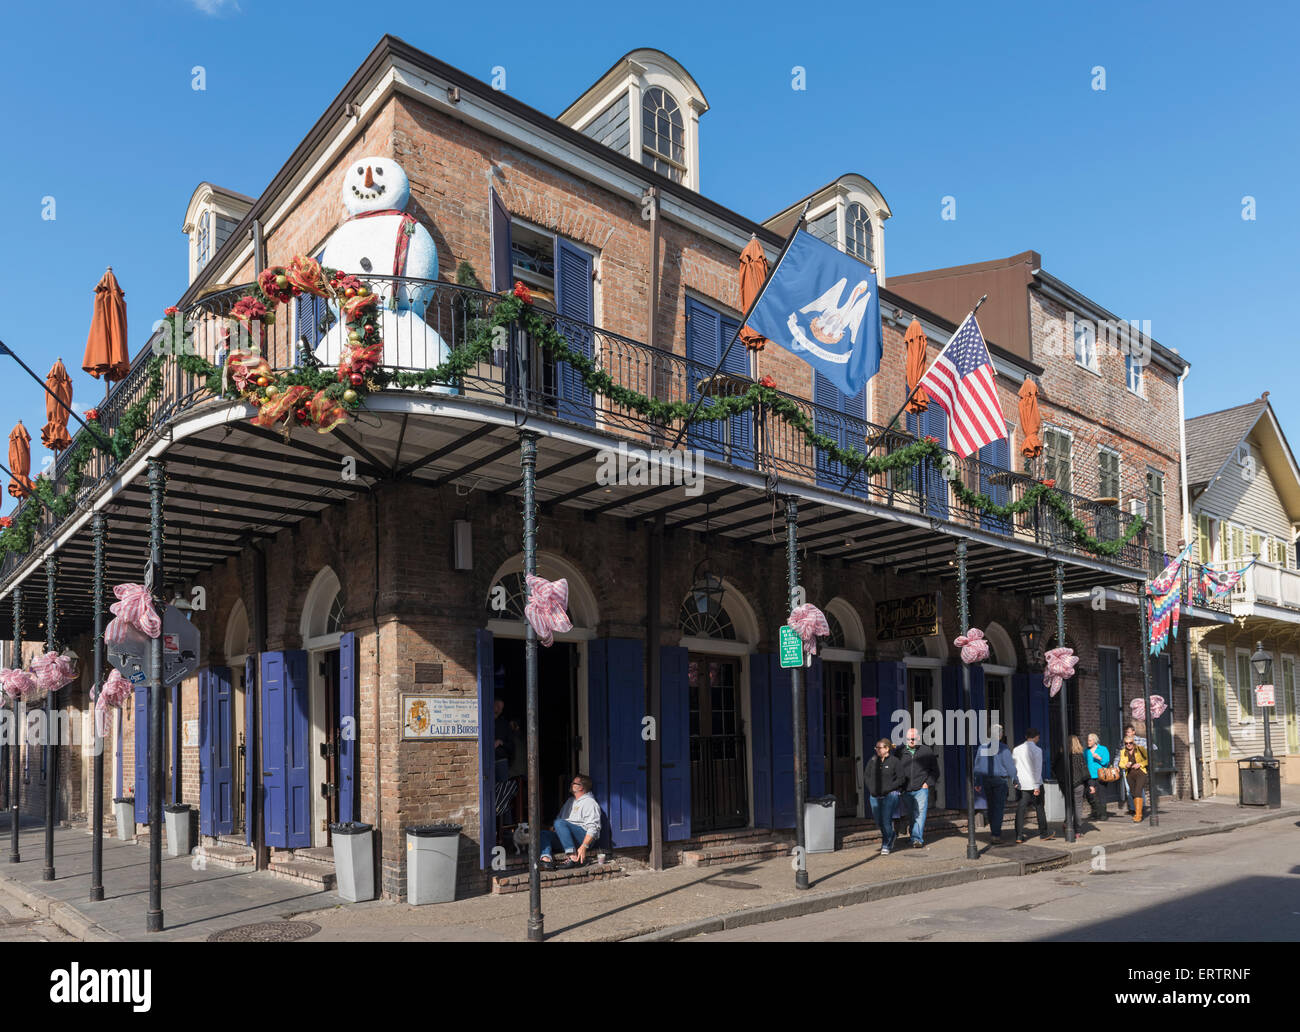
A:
[{"xmin": 1250, "ymin": 642, "xmax": 1273, "ymax": 760}]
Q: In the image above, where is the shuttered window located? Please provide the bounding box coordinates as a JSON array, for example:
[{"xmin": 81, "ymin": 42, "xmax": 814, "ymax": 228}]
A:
[
  {"xmin": 1197, "ymin": 513, "xmax": 1211, "ymax": 564},
  {"xmin": 1098, "ymin": 449, "xmax": 1120, "ymax": 499},
  {"xmin": 1235, "ymin": 649, "xmax": 1254, "ymax": 723},
  {"xmin": 1282, "ymin": 655, "xmax": 1299, "ymax": 754},
  {"xmin": 1044, "ymin": 429, "xmax": 1072, "ymax": 493},
  {"xmin": 1146, "ymin": 470, "xmax": 1166, "ymax": 557}
]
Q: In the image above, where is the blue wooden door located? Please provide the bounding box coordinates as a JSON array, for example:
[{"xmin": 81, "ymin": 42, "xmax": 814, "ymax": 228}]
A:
[
  {"xmin": 554, "ymin": 237, "xmax": 595, "ymax": 427},
  {"xmin": 979, "ymin": 436, "xmax": 1011, "ymax": 534},
  {"xmin": 587, "ymin": 639, "xmax": 612, "ymax": 850},
  {"xmin": 262, "ymin": 651, "xmax": 311, "ymax": 848},
  {"xmin": 806, "ymin": 658, "xmax": 825, "ymax": 798},
  {"xmin": 338, "ymin": 633, "xmax": 358, "ymax": 825},
  {"xmin": 244, "ymin": 656, "xmax": 256, "ymax": 846},
  {"xmin": 199, "ymin": 669, "xmax": 214, "ymax": 835},
  {"xmin": 770, "ymin": 657, "xmax": 796, "ymax": 829},
  {"xmin": 908, "ymin": 407, "xmax": 950, "ymax": 519},
  {"xmin": 605, "ymin": 639, "xmax": 648, "ymax": 848},
  {"xmin": 476, "ymin": 629, "xmax": 495, "ymax": 868},
  {"xmin": 134, "ymin": 685, "xmax": 149, "ymax": 823},
  {"xmin": 941, "ymin": 664, "xmax": 986, "ymax": 810},
  {"xmin": 660, "ymin": 646, "xmax": 691, "ymax": 841},
  {"xmin": 200, "ymin": 666, "xmax": 234, "ymax": 836},
  {"xmin": 750, "ymin": 654, "xmax": 773, "ymax": 828},
  {"xmin": 876, "ymin": 661, "xmax": 907, "ymax": 745},
  {"xmin": 1012, "ymin": 673, "xmax": 1032, "ymax": 761}
]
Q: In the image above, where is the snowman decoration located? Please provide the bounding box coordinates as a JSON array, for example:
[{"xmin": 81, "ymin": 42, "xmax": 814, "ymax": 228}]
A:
[{"xmin": 313, "ymin": 156, "xmax": 451, "ymax": 389}]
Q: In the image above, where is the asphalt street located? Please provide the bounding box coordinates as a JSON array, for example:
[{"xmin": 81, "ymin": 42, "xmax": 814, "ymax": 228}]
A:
[{"xmin": 691, "ymin": 817, "xmax": 1300, "ymax": 941}]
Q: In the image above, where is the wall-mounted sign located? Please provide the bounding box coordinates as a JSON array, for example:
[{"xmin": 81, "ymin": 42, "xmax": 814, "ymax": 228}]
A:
[
  {"xmin": 401, "ymin": 694, "xmax": 479, "ymax": 740},
  {"xmin": 182, "ymin": 719, "xmax": 199, "ymax": 748},
  {"xmin": 875, "ymin": 593, "xmax": 939, "ymax": 641}
]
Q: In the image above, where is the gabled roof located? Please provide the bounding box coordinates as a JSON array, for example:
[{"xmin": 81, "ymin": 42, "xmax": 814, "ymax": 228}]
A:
[{"xmin": 1186, "ymin": 394, "xmax": 1300, "ymax": 520}]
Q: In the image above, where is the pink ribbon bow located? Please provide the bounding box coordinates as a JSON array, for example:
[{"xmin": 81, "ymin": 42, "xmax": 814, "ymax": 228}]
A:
[
  {"xmin": 953, "ymin": 627, "xmax": 989, "ymax": 665},
  {"xmin": 94, "ymin": 669, "xmax": 134, "ymax": 737},
  {"xmin": 787, "ymin": 604, "xmax": 830, "ymax": 658},
  {"xmin": 1130, "ymin": 695, "xmax": 1167, "ymax": 721},
  {"xmin": 30, "ymin": 651, "xmax": 77, "ymax": 694},
  {"xmin": 105, "ymin": 583, "xmax": 161, "ymax": 644},
  {"xmin": 1043, "ymin": 646, "xmax": 1078, "ymax": 697},
  {"xmin": 0, "ymin": 667, "xmax": 37, "ymax": 702},
  {"xmin": 524, "ymin": 574, "xmax": 572, "ymax": 647}
]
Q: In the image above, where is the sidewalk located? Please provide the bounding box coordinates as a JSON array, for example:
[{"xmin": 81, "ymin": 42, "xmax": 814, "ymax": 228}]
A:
[{"xmin": 2, "ymin": 792, "xmax": 1297, "ymax": 942}]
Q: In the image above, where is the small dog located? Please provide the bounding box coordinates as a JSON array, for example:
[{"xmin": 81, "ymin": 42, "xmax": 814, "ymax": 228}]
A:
[{"xmin": 511, "ymin": 824, "xmax": 530, "ymax": 857}]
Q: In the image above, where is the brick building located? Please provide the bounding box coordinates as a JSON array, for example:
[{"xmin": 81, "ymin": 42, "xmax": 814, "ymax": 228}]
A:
[{"xmin": 0, "ymin": 38, "xmax": 1164, "ymax": 901}]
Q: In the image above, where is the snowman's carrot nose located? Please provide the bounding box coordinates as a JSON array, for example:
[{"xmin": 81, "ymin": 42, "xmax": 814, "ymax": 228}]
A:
[{"xmin": 364, "ymin": 166, "xmax": 375, "ymax": 188}]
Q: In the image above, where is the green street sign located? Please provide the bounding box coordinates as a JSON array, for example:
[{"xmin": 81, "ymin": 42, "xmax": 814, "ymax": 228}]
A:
[{"xmin": 779, "ymin": 625, "xmax": 804, "ymax": 668}]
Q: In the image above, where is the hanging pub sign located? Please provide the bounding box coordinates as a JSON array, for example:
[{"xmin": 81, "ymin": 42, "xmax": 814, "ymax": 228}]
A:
[{"xmin": 875, "ymin": 593, "xmax": 939, "ymax": 641}]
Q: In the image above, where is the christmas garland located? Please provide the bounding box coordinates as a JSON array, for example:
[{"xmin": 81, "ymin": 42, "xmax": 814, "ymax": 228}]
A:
[{"xmin": 0, "ymin": 263, "xmax": 1145, "ymax": 562}]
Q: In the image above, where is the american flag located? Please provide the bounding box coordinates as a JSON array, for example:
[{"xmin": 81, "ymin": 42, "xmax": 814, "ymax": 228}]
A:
[{"xmin": 916, "ymin": 314, "xmax": 1007, "ymax": 457}]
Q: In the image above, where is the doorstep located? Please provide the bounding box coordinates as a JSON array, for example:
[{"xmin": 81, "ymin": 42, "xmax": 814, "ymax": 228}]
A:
[{"xmin": 491, "ymin": 858, "xmax": 625, "ymax": 894}]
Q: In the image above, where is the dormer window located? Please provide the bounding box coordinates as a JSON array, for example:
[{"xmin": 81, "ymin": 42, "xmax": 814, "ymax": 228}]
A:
[
  {"xmin": 196, "ymin": 211, "xmax": 212, "ymax": 271},
  {"xmin": 641, "ymin": 87, "xmax": 686, "ymax": 182},
  {"xmin": 845, "ymin": 202, "xmax": 874, "ymax": 266},
  {"xmin": 182, "ymin": 182, "xmax": 254, "ymax": 285}
]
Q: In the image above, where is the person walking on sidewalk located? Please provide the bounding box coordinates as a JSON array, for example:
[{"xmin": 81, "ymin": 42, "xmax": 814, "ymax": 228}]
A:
[
  {"xmin": 1012, "ymin": 728, "xmax": 1056, "ymax": 844},
  {"xmin": 537, "ymin": 774, "xmax": 601, "ymax": 869},
  {"xmin": 895, "ymin": 726, "xmax": 940, "ymax": 848},
  {"xmin": 864, "ymin": 738, "xmax": 905, "ymax": 855},
  {"xmin": 974, "ymin": 723, "xmax": 1016, "ymax": 843},
  {"xmin": 1118, "ymin": 725, "xmax": 1149, "ymax": 823},
  {"xmin": 1085, "ymin": 732, "xmax": 1111, "ymax": 820},
  {"xmin": 1068, "ymin": 735, "xmax": 1094, "ymax": 836}
]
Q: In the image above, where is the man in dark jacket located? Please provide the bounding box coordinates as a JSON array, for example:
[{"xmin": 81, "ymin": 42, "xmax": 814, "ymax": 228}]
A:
[
  {"xmin": 895, "ymin": 726, "xmax": 940, "ymax": 848},
  {"xmin": 863, "ymin": 739, "xmax": 906, "ymax": 854}
]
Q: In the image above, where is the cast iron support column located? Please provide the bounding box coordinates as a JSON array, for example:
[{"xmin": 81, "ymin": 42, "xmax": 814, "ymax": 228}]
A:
[
  {"xmin": 8, "ymin": 585, "xmax": 20, "ymax": 864},
  {"xmin": 520, "ymin": 432, "xmax": 543, "ymax": 941},
  {"xmin": 784, "ymin": 497, "xmax": 809, "ymax": 890},
  {"xmin": 146, "ymin": 457, "xmax": 165, "ymax": 932},
  {"xmin": 646, "ymin": 513, "xmax": 664, "ymax": 871},
  {"xmin": 1138, "ymin": 581, "xmax": 1158, "ymax": 827},
  {"xmin": 1055, "ymin": 562, "xmax": 1075, "ymax": 843},
  {"xmin": 42, "ymin": 556, "xmax": 56, "ymax": 881},
  {"xmin": 956, "ymin": 540, "xmax": 979, "ymax": 859},
  {"xmin": 90, "ymin": 512, "xmax": 105, "ymax": 901}
]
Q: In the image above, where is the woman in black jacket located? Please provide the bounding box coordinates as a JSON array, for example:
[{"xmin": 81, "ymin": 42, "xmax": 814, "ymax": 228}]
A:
[
  {"xmin": 864, "ymin": 739, "xmax": 906, "ymax": 854},
  {"xmin": 1068, "ymin": 735, "xmax": 1094, "ymax": 836}
]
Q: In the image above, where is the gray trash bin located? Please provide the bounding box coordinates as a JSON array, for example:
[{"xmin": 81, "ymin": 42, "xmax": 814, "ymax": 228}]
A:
[
  {"xmin": 1238, "ymin": 756, "xmax": 1282, "ymax": 808},
  {"xmin": 1043, "ymin": 780, "xmax": 1065, "ymax": 824},
  {"xmin": 330, "ymin": 822, "xmax": 375, "ymax": 902},
  {"xmin": 114, "ymin": 797, "xmax": 133, "ymax": 841},
  {"xmin": 164, "ymin": 804, "xmax": 192, "ymax": 857},
  {"xmin": 406, "ymin": 823, "xmax": 461, "ymax": 904},
  {"xmin": 804, "ymin": 795, "xmax": 837, "ymax": 853}
]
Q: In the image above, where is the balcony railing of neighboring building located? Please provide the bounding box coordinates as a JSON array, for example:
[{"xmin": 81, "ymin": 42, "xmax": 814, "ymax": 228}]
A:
[
  {"xmin": 1226, "ymin": 559, "xmax": 1300, "ymax": 612},
  {"xmin": 0, "ymin": 275, "xmax": 1149, "ymax": 581}
]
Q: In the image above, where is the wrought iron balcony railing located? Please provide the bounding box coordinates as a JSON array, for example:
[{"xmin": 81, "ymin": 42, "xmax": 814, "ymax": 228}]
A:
[{"xmin": 2, "ymin": 276, "xmax": 1149, "ymax": 582}]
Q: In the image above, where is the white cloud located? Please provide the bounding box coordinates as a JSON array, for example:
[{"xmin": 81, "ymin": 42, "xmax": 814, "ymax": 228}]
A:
[{"xmin": 190, "ymin": 0, "xmax": 240, "ymax": 14}]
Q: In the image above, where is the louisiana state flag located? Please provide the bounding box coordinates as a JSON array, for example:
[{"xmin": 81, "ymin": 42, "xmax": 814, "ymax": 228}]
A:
[{"xmin": 745, "ymin": 230, "xmax": 882, "ymax": 397}]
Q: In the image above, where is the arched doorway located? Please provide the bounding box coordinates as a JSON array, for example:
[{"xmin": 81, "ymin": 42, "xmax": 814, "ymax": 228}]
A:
[
  {"xmin": 981, "ymin": 621, "xmax": 1018, "ymax": 749},
  {"xmin": 820, "ymin": 599, "xmax": 867, "ymax": 817}
]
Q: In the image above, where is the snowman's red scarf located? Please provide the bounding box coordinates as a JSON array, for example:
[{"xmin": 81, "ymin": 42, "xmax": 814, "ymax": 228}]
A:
[{"xmin": 345, "ymin": 209, "xmax": 419, "ymax": 278}]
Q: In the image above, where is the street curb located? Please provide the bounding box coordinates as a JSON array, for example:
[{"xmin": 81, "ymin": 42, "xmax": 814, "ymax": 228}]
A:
[
  {"xmin": 0, "ymin": 872, "xmax": 119, "ymax": 942},
  {"xmin": 624, "ymin": 861, "xmax": 1021, "ymax": 942},
  {"xmin": 627, "ymin": 805, "xmax": 1300, "ymax": 942}
]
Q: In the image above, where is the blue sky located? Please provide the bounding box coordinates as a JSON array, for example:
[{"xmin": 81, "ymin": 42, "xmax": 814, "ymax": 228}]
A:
[{"xmin": 1, "ymin": 0, "xmax": 1296, "ymax": 512}]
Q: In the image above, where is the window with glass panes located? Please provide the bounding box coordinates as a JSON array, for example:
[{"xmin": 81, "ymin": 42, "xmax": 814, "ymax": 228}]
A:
[
  {"xmin": 1126, "ymin": 352, "xmax": 1144, "ymax": 394},
  {"xmin": 1044, "ymin": 429, "xmax": 1072, "ymax": 493},
  {"xmin": 807, "ymin": 208, "xmax": 837, "ymax": 247},
  {"xmin": 1098, "ymin": 449, "xmax": 1120, "ymax": 498},
  {"xmin": 197, "ymin": 210, "xmax": 211, "ymax": 270},
  {"xmin": 1146, "ymin": 470, "xmax": 1166, "ymax": 556},
  {"xmin": 641, "ymin": 87, "xmax": 685, "ymax": 182},
  {"xmin": 1074, "ymin": 318, "xmax": 1097, "ymax": 370},
  {"xmin": 845, "ymin": 202, "xmax": 874, "ymax": 266},
  {"xmin": 1235, "ymin": 649, "xmax": 1255, "ymax": 722}
]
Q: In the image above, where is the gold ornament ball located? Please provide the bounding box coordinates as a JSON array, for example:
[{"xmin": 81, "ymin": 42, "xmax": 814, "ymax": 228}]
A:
[
  {"xmin": 256, "ymin": 375, "xmax": 269, "ymax": 387},
  {"xmin": 358, "ymin": 286, "xmax": 370, "ymax": 297},
  {"xmin": 348, "ymin": 330, "xmax": 361, "ymax": 342},
  {"xmin": 263, "ymin": 312, "xmax": 276, "ymax": 325},
  {"xmin": 343, "ymin": 389, "xmax": 358, "ymax": 404},
  {"xmin": 266, "ymin": 385, "xmax": 279, "ymax": 398},
  {"xmin": 275, "ymin": 274, "xmax": 289, "ymax": 288}
]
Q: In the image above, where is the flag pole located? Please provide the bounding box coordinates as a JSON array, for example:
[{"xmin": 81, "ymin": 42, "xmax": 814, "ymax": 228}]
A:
[
  {"xmin": 667, "ymin": 204, "xmax": 810, "ymax": 452},
  {"xmin": 840, "ymin": 295, "xmax": 988, "ymax": 492}
]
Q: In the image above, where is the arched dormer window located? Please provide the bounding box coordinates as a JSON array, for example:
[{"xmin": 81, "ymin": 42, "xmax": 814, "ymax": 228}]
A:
[
  {"xmin": 845, "ymin": 202, "xmax": 874, "ymax": 266},
  {"xmin": 641, "ymin": 87, "xmax": 686, "ymax": 183}
]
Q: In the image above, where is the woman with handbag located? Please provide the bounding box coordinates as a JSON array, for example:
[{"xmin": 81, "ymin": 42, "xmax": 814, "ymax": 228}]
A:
[
  {"xmin": 1118, "ymin": 724, "xmax": 1149, "ymax": 822},
  {"xmin": 1086, "ymin": 732, "xmax": 1112, "ymax": 819},
  {"xmin": 1068, "ymin": 735, "xmax": 1093, "ymax": 835}
]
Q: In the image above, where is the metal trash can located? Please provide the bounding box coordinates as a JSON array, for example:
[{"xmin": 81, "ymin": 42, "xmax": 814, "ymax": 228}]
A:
[
  {"xmin": 113, "ymin": 797, "xmax": 133, "ymax": 841},
  {"xmin": 163, "ymin": 804, "xmax": 192, "ymax": 857},
  {"xmin": 804, "ymin": 795, "xmax": 837, "ymax": 853},
  {"xmin": 1043, "ymin": 780, "xmax": 1065, "ymax": 824},
  {"xmin": 1238, "ymin": 756, "xmax": 1282, "ymax": 809},
  {"xmin": 330, "ymin": 822, "xmax": 375, "ymax": 903},
  {"xmin": 406, "ymin": 823, "xmax": 462, "ymax": 904}
]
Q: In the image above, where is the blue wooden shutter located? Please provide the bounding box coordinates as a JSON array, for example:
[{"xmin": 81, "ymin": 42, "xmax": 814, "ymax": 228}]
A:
[
  {"xmin": 719, "ymin": 314, "xmax": 754, "ymax": 469},
  {"xmin": 285, "ymin": 651, "xmax": 311, "ymax": 847},
  {"xmin": 261, "ymin": 653, "xmax": 287, "ymax": 847},
  {"xmin": 1012, "ymin": 673, "xmax": 1032, "ymax": 757},
  {"xmin": 261, "ymin": 651, "xmax": 311, "ymax": 848},
  {"xmin": 924, "ymin": 406, "xmax": 950, "ymax": 518},
  {"xmin": 476, "ymin": 629, "xmax": 496, "ymax": 868},
  {"xmin": 685, "ymin": 297, "xmax": 725, "ymax": 460},
  {"xmin": 979, "ymin": 435, "xmax": 1011, "ymax": 534},
  {"xmin": 244, "ymin": 656, "xmax": 256, "ymax": 846},
  {"xmin": 212, "ymin": 666, "xmax": 234, "ymax": 835},
  {"xmin": 605, "ymin": 638, "xmax": 647, "ymax": 847},
  {"xmin": 941, "ymin": 665, "xmax": 961, "ymax": 809},
  {"xmin": 660, "ymin": 645, "xmax": 691, "ymax": 841},
  {"xmin": 1028, "ymin": 672, "xmax": 1052, "ymax": 781},
  {"xmin": 199, "ymin": 669, "xmax": 214, "ymax": 835},
  {"xmin": 586, "ymin": 639, "xmax": 612, "ymax": 849},
  {"xmin": 750, "ymin": 653, "xmax": 773, "ymax": 828},
  {"xmin": 490, "ymin": 189, "xmax": 512, "ymax": 291},
  {"xmin": 134, "ymin": 685, "xmax": 149, "ymax": 823},
  {"xmin": 814, "ymin": 372, "xmax": 844, "ymax": 490},
  {"xmin": 877, "ymin": 661, "xmax": 907, "ymax": 744},
  {"xmin": 770, "ymin": 656, "xmax": 796, "ymax": 829},
  {"xmin": 294, "ymin": 250, "xmax": 330, "ymax": 353},
  {"xmin": 338, "ymin": 633, "xmax": 358, "ymax": 825},
  {"xmin": 806, "ymin": 658, "xmax": 825, "ymax": 798},
  {"xmin": 554, "ymin": 237, "xmax": 595, "ymax": 427}
]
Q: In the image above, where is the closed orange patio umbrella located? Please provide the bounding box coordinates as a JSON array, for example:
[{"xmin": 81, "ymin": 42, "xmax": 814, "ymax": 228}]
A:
[
  {"xmin": 41, "ymin": 359, "xmax": 74, "ymax": 453},
  {"xmin": 8, "ymin": 422, "xmax": 32, "ymax": 498},
  {"xmin": 738, "ymin": 236, "xmax": 770, "ymax": 353},
  {"xmin": 1018, "ymin": 376, "xmax": 1043, "ymax": 458},
  {"xmin": 904, "ymin": 319, "xmax": 929, "ymax": 414},
  {"xmin": 82, "ymin": 267, "xmax": 130, "ymax": 392}
]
